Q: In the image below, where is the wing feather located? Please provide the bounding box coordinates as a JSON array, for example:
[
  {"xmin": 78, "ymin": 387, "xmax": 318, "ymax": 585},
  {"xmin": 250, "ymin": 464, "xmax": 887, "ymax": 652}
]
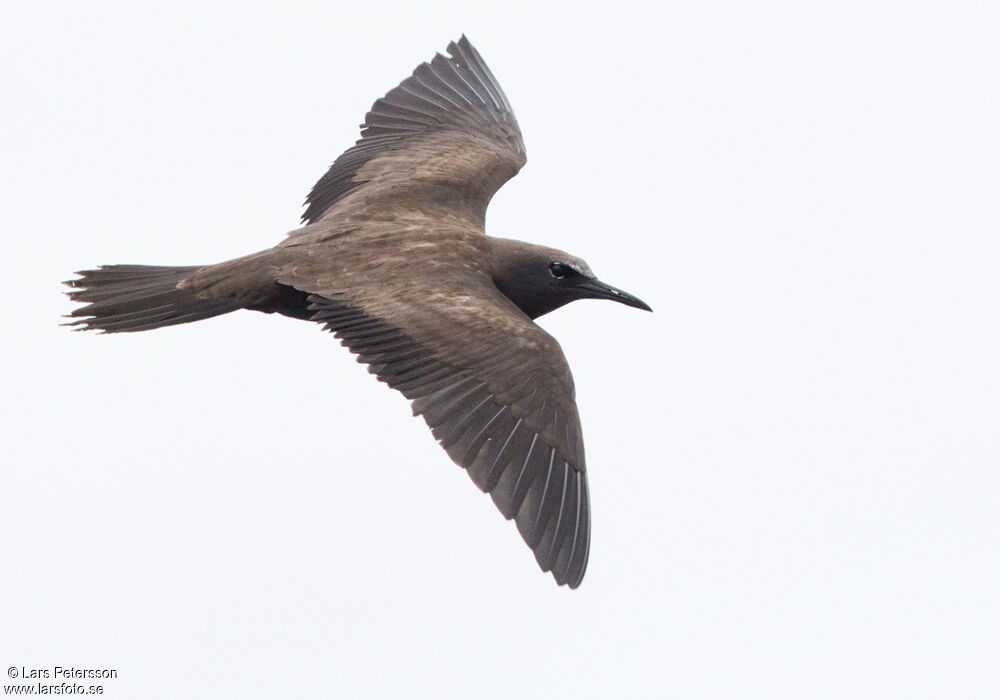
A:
[
  {"xmin": 302, "ymin": 36, "xmax": 525, "ymax": 226},
  {"xmin": 303, "ymin": 287, "xmax": 589, "ymax": 588}
]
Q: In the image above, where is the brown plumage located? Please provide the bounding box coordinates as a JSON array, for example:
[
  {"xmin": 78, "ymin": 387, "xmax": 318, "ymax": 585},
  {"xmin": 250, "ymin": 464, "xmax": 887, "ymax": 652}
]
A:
[{"xmin": 65, "ymin": 36, "xmax": 651, "ymax": 588}]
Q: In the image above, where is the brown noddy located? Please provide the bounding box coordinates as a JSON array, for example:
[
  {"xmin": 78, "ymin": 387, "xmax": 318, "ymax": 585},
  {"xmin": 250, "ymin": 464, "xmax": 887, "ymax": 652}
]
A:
[{"xmin": 65, "ymin": 36, "xmax": 651, "ymax": 588}]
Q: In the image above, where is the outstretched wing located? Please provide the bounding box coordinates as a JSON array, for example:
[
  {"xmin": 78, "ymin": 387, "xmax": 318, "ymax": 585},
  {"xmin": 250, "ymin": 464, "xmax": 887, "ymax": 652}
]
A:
[
  {"xmin": 289, "ymin": 271, "xmax": 590, "ymax": 588},
  {"xmin": 302, "ymin": 36, "xmax": 526, "ymax": 226}
]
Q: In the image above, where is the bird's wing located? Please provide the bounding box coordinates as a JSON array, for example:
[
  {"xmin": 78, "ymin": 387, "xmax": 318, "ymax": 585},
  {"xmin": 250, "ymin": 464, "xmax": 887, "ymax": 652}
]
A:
[
  {"xmin": 302, "ymin": 36, "xmax": 526, "ymax": 227},
  {"xmin": 286, "ymin": 270, "xmax": 589, "ymax": 588}
]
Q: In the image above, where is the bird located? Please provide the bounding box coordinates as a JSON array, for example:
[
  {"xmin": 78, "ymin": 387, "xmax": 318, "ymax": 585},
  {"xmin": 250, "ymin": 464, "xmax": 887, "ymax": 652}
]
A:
[{"xmin": 65, "ymin": 36, "xmax": 651, "ymax": 589}]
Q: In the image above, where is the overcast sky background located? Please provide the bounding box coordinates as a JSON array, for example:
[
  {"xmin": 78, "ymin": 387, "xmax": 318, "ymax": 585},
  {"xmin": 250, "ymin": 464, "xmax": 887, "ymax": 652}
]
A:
[{"xmin": 2, "ymin": 1, "xmax": 998, "ymax": 698}]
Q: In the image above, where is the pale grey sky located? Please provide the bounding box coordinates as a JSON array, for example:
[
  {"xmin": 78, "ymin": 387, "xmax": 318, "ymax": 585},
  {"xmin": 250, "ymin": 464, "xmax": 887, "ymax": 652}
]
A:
[{"xmin": 3, "ymin": 1, "xmax": 999, "ymax": 698}]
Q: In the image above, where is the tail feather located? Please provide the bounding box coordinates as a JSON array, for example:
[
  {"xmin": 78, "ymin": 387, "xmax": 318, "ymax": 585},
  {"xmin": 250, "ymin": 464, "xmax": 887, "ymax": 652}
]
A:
[{"xmin": 65, "ymin": 265, "xmax": 238, "ymax": 333}]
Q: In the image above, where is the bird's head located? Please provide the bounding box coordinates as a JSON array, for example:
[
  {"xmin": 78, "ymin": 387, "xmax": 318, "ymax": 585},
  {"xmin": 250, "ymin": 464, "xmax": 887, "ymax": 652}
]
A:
[{"xmin": 487, "ymin": 238, "xmax": 652, "ymax": 319}]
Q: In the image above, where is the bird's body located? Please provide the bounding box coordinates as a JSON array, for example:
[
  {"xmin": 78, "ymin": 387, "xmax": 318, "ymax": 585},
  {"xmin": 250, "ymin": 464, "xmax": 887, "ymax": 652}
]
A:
[{"xmin": 66, "ymin": 37, "xmax": 649, "ymax": 588}]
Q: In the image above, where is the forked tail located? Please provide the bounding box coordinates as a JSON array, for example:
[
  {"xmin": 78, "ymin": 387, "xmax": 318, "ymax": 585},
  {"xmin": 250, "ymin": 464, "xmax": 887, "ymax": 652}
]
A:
[{"xmin": 64, "ymin": 265, "xmax": 238, "ymax": 333}]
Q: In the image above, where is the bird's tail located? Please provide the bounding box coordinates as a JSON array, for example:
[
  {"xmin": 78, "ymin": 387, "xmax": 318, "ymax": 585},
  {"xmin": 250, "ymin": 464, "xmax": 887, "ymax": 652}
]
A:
[{"xmin": 64, "ymin": 264, "xmax": 239, "ymax": 333}]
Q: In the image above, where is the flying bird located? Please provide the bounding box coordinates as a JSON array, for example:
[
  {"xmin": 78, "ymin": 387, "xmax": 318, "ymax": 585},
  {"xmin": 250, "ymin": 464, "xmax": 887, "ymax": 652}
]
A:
[{"xmin": 65, "ymin": 36, "xmax": 651, "ymax": 588}]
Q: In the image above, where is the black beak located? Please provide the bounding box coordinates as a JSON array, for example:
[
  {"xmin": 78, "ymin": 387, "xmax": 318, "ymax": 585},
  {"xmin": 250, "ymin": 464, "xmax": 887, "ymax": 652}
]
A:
[{"xmin": 577, "ymin": 278, "xmax": 652, "ymax": 312}]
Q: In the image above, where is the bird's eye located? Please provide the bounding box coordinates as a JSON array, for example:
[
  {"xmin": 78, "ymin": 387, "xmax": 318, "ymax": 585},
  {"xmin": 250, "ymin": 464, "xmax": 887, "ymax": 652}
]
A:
[{"xmin": 548, "ymin": 262, "xmax": 574, "ymax": 280}]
